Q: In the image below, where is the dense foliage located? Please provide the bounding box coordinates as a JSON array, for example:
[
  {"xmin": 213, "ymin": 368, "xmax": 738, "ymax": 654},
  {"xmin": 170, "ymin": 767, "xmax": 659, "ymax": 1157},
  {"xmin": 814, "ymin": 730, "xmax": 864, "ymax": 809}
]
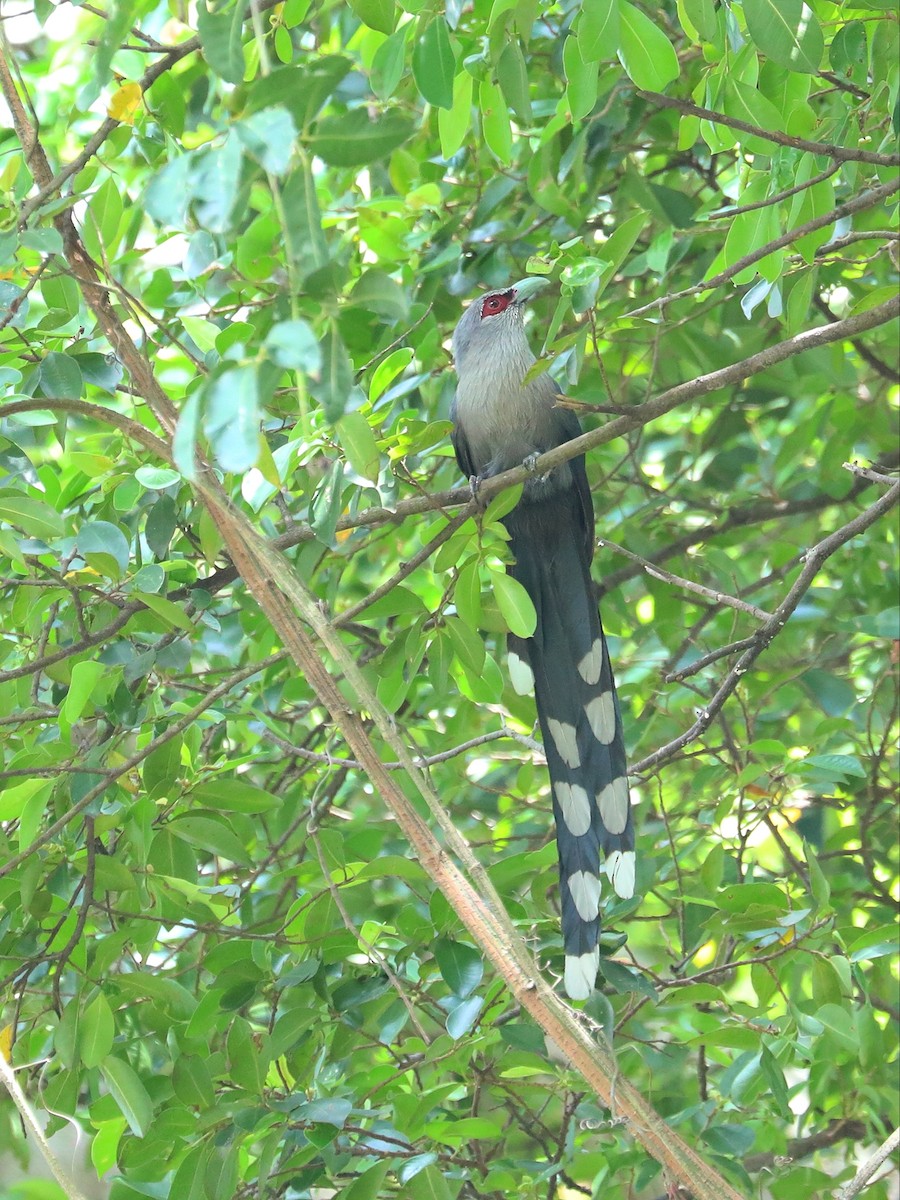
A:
[{"xmin": 0, "ymin": 1, "xmax": 897, "ymax": 1198}]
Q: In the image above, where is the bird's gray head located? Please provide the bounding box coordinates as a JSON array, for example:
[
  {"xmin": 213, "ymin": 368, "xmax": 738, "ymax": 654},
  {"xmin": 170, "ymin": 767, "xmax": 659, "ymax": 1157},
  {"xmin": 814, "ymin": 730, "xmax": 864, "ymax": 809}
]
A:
[{"xmin": 452, "ymin": 278, "xmax": 549, "ymax": 374}]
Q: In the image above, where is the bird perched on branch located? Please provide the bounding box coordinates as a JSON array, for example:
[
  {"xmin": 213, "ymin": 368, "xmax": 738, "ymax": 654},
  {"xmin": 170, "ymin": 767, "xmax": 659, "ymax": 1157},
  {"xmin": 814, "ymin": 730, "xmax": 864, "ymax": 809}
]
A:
[{"xmin": 451, "ymin": 278, "xmax": 634, "ymax": 1000}]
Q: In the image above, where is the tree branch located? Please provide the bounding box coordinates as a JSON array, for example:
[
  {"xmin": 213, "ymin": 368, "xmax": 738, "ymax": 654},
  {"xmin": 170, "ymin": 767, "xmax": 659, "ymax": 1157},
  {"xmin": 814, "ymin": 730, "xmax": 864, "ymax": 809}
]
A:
[
  {"xmin": 834, "ymin": 1125, "xmax": 900, "ymax": 1200},
  {"xmin": 634, "ymin": 480, "xmax": 900, "ymax": 775},
  {"xmin": 637, "ymin": 90, "xmax": 900, "ymax": 166}
]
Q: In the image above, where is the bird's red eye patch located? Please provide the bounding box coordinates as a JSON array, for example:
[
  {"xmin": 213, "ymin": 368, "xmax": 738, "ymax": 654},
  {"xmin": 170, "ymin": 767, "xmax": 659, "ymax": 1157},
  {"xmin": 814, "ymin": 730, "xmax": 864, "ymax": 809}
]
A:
[{"xmin": 480, "ymin": 290, "xmax": 514, "ymax": 319}]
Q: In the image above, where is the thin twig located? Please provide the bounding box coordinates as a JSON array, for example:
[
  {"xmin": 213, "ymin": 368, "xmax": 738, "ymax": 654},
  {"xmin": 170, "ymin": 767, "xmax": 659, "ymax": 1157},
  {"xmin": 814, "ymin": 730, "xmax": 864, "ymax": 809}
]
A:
[
  {"xmin": 597, "ymin": 537, "xmax": 772, "ymax": 621},
  {"xmin": 834, "ymin": 1126, "xmax": 900, "ymax": 1200},
  {"xmin": 636, "ymin": 482, "xmax": 900, "ymax": 776},
  {"xmin": 638, "ymin": 90, "xmax": 899, "ymax": 166},
  {"xmin": 621, "ymin": 180, "xmax": 900, "ymax": 321}
]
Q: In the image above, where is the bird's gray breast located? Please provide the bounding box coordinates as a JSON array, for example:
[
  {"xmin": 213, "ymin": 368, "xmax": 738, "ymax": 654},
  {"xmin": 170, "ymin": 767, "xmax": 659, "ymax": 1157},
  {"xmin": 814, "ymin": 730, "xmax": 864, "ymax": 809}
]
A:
[{"xmin": 454, "ymin": 365, "xmax": 562, "ymax": 481}]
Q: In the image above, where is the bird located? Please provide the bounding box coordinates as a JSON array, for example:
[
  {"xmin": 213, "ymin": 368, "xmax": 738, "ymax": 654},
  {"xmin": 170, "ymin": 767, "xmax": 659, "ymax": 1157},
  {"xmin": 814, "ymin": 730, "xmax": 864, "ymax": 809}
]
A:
[{"xmin": 450, "ymin": 278, "xmax": 635, "ymax": 1000}]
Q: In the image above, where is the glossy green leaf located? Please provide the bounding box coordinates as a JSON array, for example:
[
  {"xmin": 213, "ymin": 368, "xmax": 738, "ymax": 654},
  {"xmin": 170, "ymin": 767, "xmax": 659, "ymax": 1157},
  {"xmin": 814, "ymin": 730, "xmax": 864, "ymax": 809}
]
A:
[
  {"xmin": 434, "ymin": 938, "xmax": 484, "ymax": 997},
  {"xmin": 564, "ymin": 31, "xmax": 599, "ymax": 121},
  {"xmin": 412, "ymin": 17, "xmax": 455, "ymax": 110},
  {"xmin": 64, "ymin": 659, "xmax": 106, "ymax": 723},
  {"xmin": 80, "ymin": 993, "xmax": 115, "ymax": 1069},
  {"xmin": 742, "ymin": 0, "xmax": 823, "ymax": 73},
  {"xmin": 438, "ymin": 67, "xmax": 473, "ymax": 158},
  {"xmin": 617, "ymin": 1, "xmax": 680, "ymax": 90},
  {"xmin": 0, "ymin": 490, "xmax": 63, "ymax": 539},
  {"xmin": 337, "ymin": 411, "xmax": 381, "ymax": 482},
  {"xmin": 197, "ymin": 0, "xmax": 247, "ymax": 84},
  {"xmin": 577, "ymin": 0, "xmax": 619, "ymax": 62},
  {"xmin": 496, "ymin": 40, "xmax": 531, "ymax": 124},
  {"xmin": 368, "ymin": 347, "xmax": 413, "ymax": 403},
  {"xmin": 101, "ymin": 1057, "xmax": 154, "ymax": 1137},
  {"xmin": 490, "ymin": 570, "xmax": 537, "ymax": 637},
  {"xmin": 479, "ymin": 79, "xmax": 513, "ymax": 164},
  {"xmin": 40, "ymin": 351, "xmax": 82, "ymax": 400},
  {"xmin": 348, "ymin": 0, "xmax": 395, "ymax": 35},
  {"xmin": 265, "ymin": 318, "xmax": 322, "ymax": 371},
  {"xmin": 282, "ymin": 161, "xmax": 329, "ymax": 272},
  {"xmin": 203, "ymin": 364, "xmax": 261, "ymax": 473},
  {"xmin": 309, "ymin": 110, "xmax": 415, "ymax": 166},
  {"xmin": 310, "ymin": 328, "xmax": 353, "ymax": 422}
]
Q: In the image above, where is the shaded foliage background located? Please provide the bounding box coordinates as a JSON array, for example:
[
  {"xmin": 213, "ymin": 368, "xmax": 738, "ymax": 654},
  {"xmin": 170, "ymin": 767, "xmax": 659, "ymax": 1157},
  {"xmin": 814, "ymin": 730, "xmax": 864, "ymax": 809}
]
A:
[{"xmin": 0, "ymin": 0, "xmax": 898, "ymax": 1197}]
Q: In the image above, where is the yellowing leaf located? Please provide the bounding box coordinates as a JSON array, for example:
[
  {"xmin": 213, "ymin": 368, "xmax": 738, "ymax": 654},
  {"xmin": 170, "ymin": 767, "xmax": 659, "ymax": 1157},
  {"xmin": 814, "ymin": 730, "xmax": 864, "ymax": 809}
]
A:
[
  {"xmin": 0, "ymin": 1025, "xmax": 12, "ymax": 1063},
  {"xmin": 107, "ymin": 81, "xmax": 143, "ymax": 124}
]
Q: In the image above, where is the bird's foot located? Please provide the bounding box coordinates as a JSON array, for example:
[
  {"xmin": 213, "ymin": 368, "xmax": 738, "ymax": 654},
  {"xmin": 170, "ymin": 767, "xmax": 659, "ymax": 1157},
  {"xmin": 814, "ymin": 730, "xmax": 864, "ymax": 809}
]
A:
[
  {"xmin": 468, "ymin": 474, "xmax": 485, "ymax": 505},
  {"xmin": 523, "ymin": 452, "xmax": 541, "ymax": 472}
]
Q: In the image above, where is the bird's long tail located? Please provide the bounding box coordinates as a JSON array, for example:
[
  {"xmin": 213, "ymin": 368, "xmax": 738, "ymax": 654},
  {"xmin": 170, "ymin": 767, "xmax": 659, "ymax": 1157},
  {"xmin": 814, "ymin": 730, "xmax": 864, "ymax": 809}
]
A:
[{"xmin": 505, "ymin": 494, "xmax": 634, "ymax": 1000}]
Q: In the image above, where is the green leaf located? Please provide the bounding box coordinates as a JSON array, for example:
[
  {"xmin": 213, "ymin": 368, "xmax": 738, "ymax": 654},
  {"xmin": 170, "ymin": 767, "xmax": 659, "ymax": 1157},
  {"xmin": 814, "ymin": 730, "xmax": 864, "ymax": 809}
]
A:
[
  {"xmin": 803, "ymin": 753, "xmax": 867, "ymax": 780},
  {"xmin": 723, "ymin": 79, "xmax": 788, "ymax": 153},
  {"xmin": 815, "ymin": 1002, "xmax": 858, "ymax": 1055},
  {"xmin": 235, "ymin": 108, "xmax": 297, "ymax": 175},
  {"xmin": 191, "ymin": 780, "xmax": 282, "ymax": 813},
  {"xmin": 226, "ymin": 1016, "xmax": 267, "ymax": 1092},
  {"xmin": 598, "ymin": 958, "xmax": 657, "ymax": 998},
  {"xmin": 135, "ymin": 467, "xmax": 181, "ymax": 490},
  {"xmin": 83, "ymin": 177, "xmax": 124, "ymax": 260},
  {"xmin": 172, "ymin": 391, "xmax": 200, "ymax": 480},
  {"xmin": 682, "ymin": 0, "xmax": 719, "ymax": 41},
  {"xmin": 203, "ymin": 364, "xmax": 261, "ymax": 473},
  {"xmin": 78, "ymin": 0, "xmax": 135, "ymax": 106},
  {"xmin": 15, "ymin": 780, "xmax": 54, "ymax": 849},
  {"xmin": 743, "ymin": 0, "xmax": 823, "ymax": 73},
  {"xmin": 369, "ymin": 347, "xmax": 413, "ymax": 403},
  {"xmin": 101, "ymin": 1056, "xmax": 154, "ymax": 1137},
  {"xmin": 434, "ymin": 939, "xmax": 484, "ymax": 997},
  {"xmin": 490, "ymin": 570, "xmax": 537, "ymax": 637},
  {"xmin": 444, "ymin": 615, "xmax": 486, "ymax": 674},
  {"xmin": 248, "ymin": 57, "xmax": 351, "ymax": 129},
  {"xmin": 336, "ymin": 1161, "xmax": 392, "ymax": 1200},
  {"xmin": 372, "ymin": 25, "xmax": 409, "ymax": 99},
  {"xmin": 265, "ymin": 318, "xmax": 322, "ymax": 372},
  {"xmin": 716, "ymin": 882, "xmax": 788, "ymax": 913},
  {"xmin": 169, "ymin": 1143, "xmax": 210, "ymax": 1200},
  {"xmin": 482, "ymin": 483, "xmax": 523, "ymax": 524},
  {"xmin": 496, "ymin": 40, "xmax": 531, "ymax": 124},
  {"xmin": 337, "ymin": 411, "xmax": 381, "ymax": 482},
  {"xmin": 348, "ymin": 0, "xmax": 395, "ymax": 35},
  {"xmin": 577, "ymin": 0, "xmax": 619, "ymax": 62},
  {"xmin": 0, "ymin": 490, "xmax": 63, "ymax": 539},
  {"xmin": 172, "ymin": 1055, "xmax": 215, "ymax": 1109},
  {"xmin": 310, "ymin": 328, "xmax": 353, "ymax": 422},
  {"xmin": 64, "ymin": 659, "xmax": 106, "ymax": 723},
  {"xmin": 438, "ymin": 67, "xmax": 473, "ymax": 158},
  {"xmin": 309, "ymin": 459, "xmax": 345, "ymax": 545},
  {"xmin": 197, "ymin": 0, "xmax": 247, "ymax": 84},
  {"xmin": 445, "ymin": 995, "xmax": 483, "ymax": 1038},
  {"xmin": 282, "ymin": 160, "xmax": 329, "ymax": 272},
  {"xmin": 479, "ymin": 79, "xmax": 513, "ymax": 165},
  {"xmin": 132, "ymin": 591, "xmax": 196, "ymax": 633},
  {"xmin": 80, "ymin": 993, "xmax": 115, "ymax": 1069},
  {"xmin": 40, "ymin": 351, "xmax": 83, "ymax": 400},
  {"xmin": 425, "ymin": 1117, "xmax": 502, "ymax": 1144},
  {"xmin": 454, "ymin": 560, "xmax": 483, "ymax": 630},
  {"xmin": 412, "ymin": 17, "xmax": 455, "ymax": 110},
  {"xmin": 617, "ymin": 1, "xmax": 680, "ymax": 90},
  {"xmin": 564, "ymin": 31, "xmax": 599, "ymax": 121},
  {"xmin": 170, "ymin": 814, "xmax": 252, "ymax": 866},
  {"xmin": 830, "ymin": 21, "xmax": 867, "ymax": 89},
  {"xmin": 308, "ymin": 110, "xmax": 415, "ymax": 166},
  {"xmin": 77, "ymin": 520, "xmax": 131, "ymax": 577}
]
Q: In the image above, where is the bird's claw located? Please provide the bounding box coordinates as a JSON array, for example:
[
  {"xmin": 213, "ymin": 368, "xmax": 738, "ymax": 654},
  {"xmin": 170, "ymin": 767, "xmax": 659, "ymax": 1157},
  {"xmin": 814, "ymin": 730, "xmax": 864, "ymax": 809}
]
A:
[{"xmin": 523, "ymin": 452, "xmax": 540, "ymax": 473}]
